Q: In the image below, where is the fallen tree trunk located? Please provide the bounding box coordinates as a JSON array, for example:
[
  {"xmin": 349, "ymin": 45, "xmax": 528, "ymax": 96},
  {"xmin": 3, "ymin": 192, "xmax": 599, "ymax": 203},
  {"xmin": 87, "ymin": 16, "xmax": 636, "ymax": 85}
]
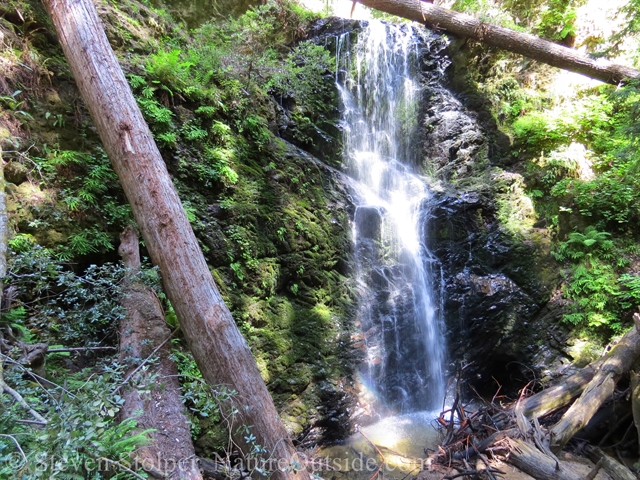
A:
[
  {"xmin": 505, "ymin": 438, "xmax": 583, "ymax": 480},
  {"xmin": 41, "ymin": 1, "xmax": 306, "ymax": 478},
  {"xmin": 584, "ymin": 445, "xmax": 636, "ymax": 480},
  {"xmin": 118, "ymin": 226, "xmax": 202, "ymax": 480},
  {"xmin": 519, "ymin": 364, "xmax": 601, "ymax": 419},
  {"xmin": 550, "ymin": 315, "xmax": 640, "ymax": 451},
  {"xmin": 0, "ymin": 145, "xmax": 5, "ymax": 309},
  {"xmin": 519, "ymin": 324, "xmax": 640, "ymax": 419},
  {"xmin": 350, "ymin": 0, "xmax": 640, "ymax": 85}
]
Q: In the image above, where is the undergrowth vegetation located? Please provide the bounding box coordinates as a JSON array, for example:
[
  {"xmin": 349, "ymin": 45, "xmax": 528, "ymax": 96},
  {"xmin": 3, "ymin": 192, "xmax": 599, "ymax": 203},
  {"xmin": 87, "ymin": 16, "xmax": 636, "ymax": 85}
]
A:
[
  {"xmin": 3, "ymin": 0, "xmax": 639, "ymax": 474},
  {"xmin": 0, "ymin": 0, "xmax": 354, "ymax": 475},
  {"xmin": 448, "ymin": 0, "xmax": 640, "ymax": 338}
]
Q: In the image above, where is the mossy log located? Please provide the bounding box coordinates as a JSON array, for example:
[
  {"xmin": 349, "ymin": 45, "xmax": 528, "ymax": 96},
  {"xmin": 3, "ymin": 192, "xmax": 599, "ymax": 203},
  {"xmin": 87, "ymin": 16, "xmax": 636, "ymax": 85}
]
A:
[
  {"xmin": 118, "ymin": 226, "xmax": 202, "ymax": 480},
  {"xmin": 350, "ymin": 0, "xmax": 640, "ymax": 85},
  {"xmin": 549, "ymin": 314, "xmax": 640, "ymax": 452},
  {"xmin": 584, "ymin": 445, "xmax": 636, "ymax": 480}
]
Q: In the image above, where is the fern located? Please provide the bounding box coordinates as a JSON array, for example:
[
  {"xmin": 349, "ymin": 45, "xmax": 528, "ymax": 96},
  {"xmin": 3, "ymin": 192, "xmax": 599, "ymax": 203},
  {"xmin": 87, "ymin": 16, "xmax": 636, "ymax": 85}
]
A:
[{"xmin": 553, "ymin": 226, "xmax": 613, "ymax": 263}]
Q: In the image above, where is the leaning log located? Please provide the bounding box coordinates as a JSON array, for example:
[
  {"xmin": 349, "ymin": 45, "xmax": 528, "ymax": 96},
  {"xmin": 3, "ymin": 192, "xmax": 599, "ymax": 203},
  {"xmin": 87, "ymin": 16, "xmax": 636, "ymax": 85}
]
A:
[
  {"xmin": 350, "ymin": 0, "xmax": 640, "ymax": 85},
  {"xmin": 118, "ymin": 226, "xmax": 202, "ymax": 480},
  {"xmin": 0, "ymin": 145, "xmax": 5, "ymax": 308},
  {"xmin": 519, "ymin": 324, "xmax": 640, "ymax": 419},
  {"xmin": 41, "ymin": 1, "xmax": 307, "ymax": 478},
  {"xmin": 519, "ymin": 364, "xmax": 600, "ymax": 419},
  {"xmin": 550, "ymin": 316, "xmax": 640, "ymax": 452}
]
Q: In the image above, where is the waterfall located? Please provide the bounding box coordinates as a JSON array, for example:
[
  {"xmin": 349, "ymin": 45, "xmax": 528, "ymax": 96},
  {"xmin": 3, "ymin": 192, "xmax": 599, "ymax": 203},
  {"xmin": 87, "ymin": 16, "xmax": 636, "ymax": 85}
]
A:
[{"xmin": 337, "ymin": 21, "xmax": 446, "ymax": 413}]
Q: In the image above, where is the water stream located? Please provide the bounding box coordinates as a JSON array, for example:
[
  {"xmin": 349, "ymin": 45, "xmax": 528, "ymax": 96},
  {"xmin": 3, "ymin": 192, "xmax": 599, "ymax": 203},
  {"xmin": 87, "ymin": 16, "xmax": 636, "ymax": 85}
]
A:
[
  {"xmin": 317, "ymin": 21, "xmax": 448, "ymax": 477},
  {"xmin": 337, "ymin": 21, "xmax": 446, "ymax": 416}
]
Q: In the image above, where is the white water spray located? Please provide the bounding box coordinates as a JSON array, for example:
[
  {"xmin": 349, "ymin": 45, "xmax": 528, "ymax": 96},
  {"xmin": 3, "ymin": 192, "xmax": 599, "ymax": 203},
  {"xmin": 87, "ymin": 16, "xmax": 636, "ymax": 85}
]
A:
[{"xmin": 337, "ymin": 21, "xmax": 446, "ymax": 413}]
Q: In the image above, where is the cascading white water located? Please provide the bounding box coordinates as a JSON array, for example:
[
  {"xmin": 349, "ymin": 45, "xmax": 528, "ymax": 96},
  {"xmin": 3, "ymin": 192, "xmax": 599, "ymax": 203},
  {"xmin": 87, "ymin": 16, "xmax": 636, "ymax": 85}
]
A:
[{"xmin": 337, "ymin": 21, "xmax": 445, "ymax": 413}]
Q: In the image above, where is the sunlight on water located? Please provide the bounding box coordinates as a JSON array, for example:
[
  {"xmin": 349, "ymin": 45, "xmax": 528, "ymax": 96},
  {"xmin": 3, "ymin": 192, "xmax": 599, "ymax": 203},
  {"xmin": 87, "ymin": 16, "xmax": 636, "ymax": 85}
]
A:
[
  {"xmin": 359, "ymin": 411, "xmax": 442, "ymax": 458},
  {"xmin": 317, "ymin": 411, "xmax": 442, "ymax": 480}
]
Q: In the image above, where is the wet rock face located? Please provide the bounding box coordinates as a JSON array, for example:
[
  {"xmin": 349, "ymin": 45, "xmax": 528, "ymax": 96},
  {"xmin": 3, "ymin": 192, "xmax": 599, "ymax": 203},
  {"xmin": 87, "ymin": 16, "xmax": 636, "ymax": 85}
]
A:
[
  {"xmin": 422, "ymin": 102, "xmax": 488, "ymax": 180},
  {"xmin": 424, "ymin": 192, "xmax": 555, "ymax": 395}
]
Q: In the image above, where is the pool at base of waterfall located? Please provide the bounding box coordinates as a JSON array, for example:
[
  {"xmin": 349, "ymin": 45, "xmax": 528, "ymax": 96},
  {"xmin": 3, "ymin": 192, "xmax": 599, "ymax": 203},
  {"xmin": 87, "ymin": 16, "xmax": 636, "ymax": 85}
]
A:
[{"xmin": 315, "ymin": 411, "xmax": 442, "ymax": 479}]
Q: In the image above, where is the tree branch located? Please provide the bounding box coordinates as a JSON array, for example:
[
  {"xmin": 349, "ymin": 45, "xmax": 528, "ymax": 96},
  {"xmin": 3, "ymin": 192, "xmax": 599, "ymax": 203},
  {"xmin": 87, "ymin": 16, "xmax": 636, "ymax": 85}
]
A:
[
  {"xmin": 351, "ymin": 0, "xmax": 640, "ymax": 84},
  {"xmin": 0, "ymin": 361, "xmax": 47, "ymax": 424}
]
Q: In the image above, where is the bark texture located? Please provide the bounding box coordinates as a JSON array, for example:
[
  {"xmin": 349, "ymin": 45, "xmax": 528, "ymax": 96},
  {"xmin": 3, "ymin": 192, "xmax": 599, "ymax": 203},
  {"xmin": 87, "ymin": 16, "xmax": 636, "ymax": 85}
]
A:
[
  {"xmin": 351, "ymin": 0, "xmax": 640, "ymax": 85},
  {"xmin": 584, "ymin": 445, "xmax": 636, "ymax": 480},
  {"xmin": 0, "ymin": 145, "xmax": 5, "ymax": 306},
  {"xmin": 631, "ymin": 368, "xmax": 640, "ymax": 455},
  {"xmin": 505, "ymin": 438, "xmax": 583, "ymax": 480},
  {"xmin": 550, "ymin": 315, "xmax": 640, "ymax": 451},
  {"xmin": 118, "ymin": 226, "xmax": 202, "ymax": 480},
  {"xmin": 41, "ymin": 1, "xmax": 306, "ymax": 479},
  {"xmin": 520, "ymin": 324, "xmax": 640, "ymax": 419}
]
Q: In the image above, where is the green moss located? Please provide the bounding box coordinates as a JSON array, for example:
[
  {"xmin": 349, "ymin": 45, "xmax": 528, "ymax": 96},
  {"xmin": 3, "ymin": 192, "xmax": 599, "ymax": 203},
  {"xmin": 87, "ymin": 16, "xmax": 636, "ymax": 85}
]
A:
[{"xmin": 3, "ymin": 0, "xmax": 354, "ymax": 447}]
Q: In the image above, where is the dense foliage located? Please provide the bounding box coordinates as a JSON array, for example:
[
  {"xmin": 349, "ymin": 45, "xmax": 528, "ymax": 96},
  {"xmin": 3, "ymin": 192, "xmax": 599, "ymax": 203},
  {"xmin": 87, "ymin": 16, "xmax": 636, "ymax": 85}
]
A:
[
  {"xmin": 0, "ymin": 0, "xmax": 353, "ymax": 476},
  {"xmin": 448, "ymin": 0, "xmax": 640, "ymax": 337},
  {"xmin": 3, "ymin": 0, "xmax": 640, "ymax": 476}
]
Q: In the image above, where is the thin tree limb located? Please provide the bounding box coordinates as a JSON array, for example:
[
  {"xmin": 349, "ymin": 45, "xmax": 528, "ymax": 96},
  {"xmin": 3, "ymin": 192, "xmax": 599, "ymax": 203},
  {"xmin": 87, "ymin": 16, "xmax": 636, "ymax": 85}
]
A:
[
  {"xmin": 0, "ymin": 434, "xmax": 27, "ymax": 467},
  {"xmin": 98, "ymin": 457, "xmax": 148, "ymax": 480},
  {"xmin": 111, "ymin": 327, "xmax": 178, "ymax": 395},
  {"xmin": 47, "ymin": 346, "xmax": 117, "ymax": 353},
  {"xmin": 0, "ymin": 361, "xmax": 47, "ymax": 424},
  {"xmin": 351, "ymin": 0, "xmax": 640, "ymax": 85}
]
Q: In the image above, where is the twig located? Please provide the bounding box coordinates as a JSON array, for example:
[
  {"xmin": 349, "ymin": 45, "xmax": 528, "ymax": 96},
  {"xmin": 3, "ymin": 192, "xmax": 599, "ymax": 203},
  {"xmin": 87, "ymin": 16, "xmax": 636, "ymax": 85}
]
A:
[
  {"xmin": 112, "ymin": 327, "xmax": 178, "ymax": 394},
  {"xmin": 473, "ymin": 445, "xmax": 498, "ymax": 480},
  {"xmin": 585, "ymin": 457, "xmax": 603, "ymax": 480},
  {"xmin": 0, "ymin": 434, "xmax": 27, "ymax": 467},
  {"xmin": 98, "ymin": 457, "xmax": 147, "ymax": 480},
  {"xmin": 1, "ymin": 353, "xmax": 73, "ymax": 401},
  {"xmin": 445, "ymin": 471, "xmax": 478, "ymax": 479},
  {"xmin": 359, "ymin": 429, "xmax": 385, "ymax": 480},
  {"xmin": 601, "ymin": 421, "xmax": 634, "ymax": 449},
  {"xmin": 597, "ymin": 411, "xmax": 632, "ymax": 447},
  {"xmin": 14, "ymin": 418, "xmax": 47, "ymax": 425},
  {"xmin": 445, "ymin": 468, "xmax": 505, "ymax": 480},
  {"xmin": 48, "ymin": 346, "xmax": 117, "ymax": 353},
  {"xmin": 0, "ymin": 361, "xmax": 47, "ymax": 424}
]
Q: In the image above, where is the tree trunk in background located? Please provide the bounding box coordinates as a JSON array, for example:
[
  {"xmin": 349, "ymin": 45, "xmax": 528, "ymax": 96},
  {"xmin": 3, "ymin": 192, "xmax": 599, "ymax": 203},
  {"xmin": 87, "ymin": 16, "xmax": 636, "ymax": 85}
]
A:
[
  {"xmin": 41, "ymin": 1, "xmax": 307, "ymax": 479},
  {"xmin": 351, "ymin": 0, "xmax": 640, "ymax": 85},
  {"xmin": 0, "ymin": 145, "xmax": 6, "ymax": 307},
  {"xmin": 630, "ymin": 368, "xmax": 640, "ymax": 455},
  {"xmin": 118, "ymin": 226, "xmax": 202, "ymax": 480}
]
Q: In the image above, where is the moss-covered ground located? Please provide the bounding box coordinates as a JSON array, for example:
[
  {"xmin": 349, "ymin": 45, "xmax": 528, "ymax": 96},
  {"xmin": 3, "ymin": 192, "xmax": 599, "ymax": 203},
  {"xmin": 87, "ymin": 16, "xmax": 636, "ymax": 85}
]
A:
[{"xmin": 0, "ymin": 0, "xmax": 357, "ymax": 472}]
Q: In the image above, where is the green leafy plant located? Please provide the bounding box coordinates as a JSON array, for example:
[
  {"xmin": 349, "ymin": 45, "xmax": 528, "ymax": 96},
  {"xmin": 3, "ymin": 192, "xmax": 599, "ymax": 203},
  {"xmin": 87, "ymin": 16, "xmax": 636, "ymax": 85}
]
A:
[
  {"xmin": 553, "ymin": 227, "xmax": 614, "ymax": 262},
  {"xmin": 553, "ymin": 227, "xmax": 628, "ymax": 331},
  {"xmin": 536, "ymin": 0, "xmax": 584, "ymax": 41},
  {"xmin": 146, "ymin": 49, "xmax": 194, "ymax": 92},
  {"xmin": 0, "ymin": 365, "xmax": 152, "ymax": 479},
  {"xmin": 0, "ymin": 90, "xmax": 32, "ymax": 120},
  {"xmin": 618, "ymin": 274, "xmax": 640, "ymax": 309},
  {"xmin": 8, "ymin": 246, "xmax": 125, "ymax": 343}
]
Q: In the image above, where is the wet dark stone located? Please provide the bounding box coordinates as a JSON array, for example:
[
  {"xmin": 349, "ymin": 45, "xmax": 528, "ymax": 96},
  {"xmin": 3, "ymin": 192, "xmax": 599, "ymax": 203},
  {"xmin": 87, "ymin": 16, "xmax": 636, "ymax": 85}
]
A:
[
  {"xmin": 423, "ymin": 192, "xmax": 558, "ymax": 396},
  {"xmin": 355, "ymin": 206, "xmax": 383, "ymax": 240}
]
